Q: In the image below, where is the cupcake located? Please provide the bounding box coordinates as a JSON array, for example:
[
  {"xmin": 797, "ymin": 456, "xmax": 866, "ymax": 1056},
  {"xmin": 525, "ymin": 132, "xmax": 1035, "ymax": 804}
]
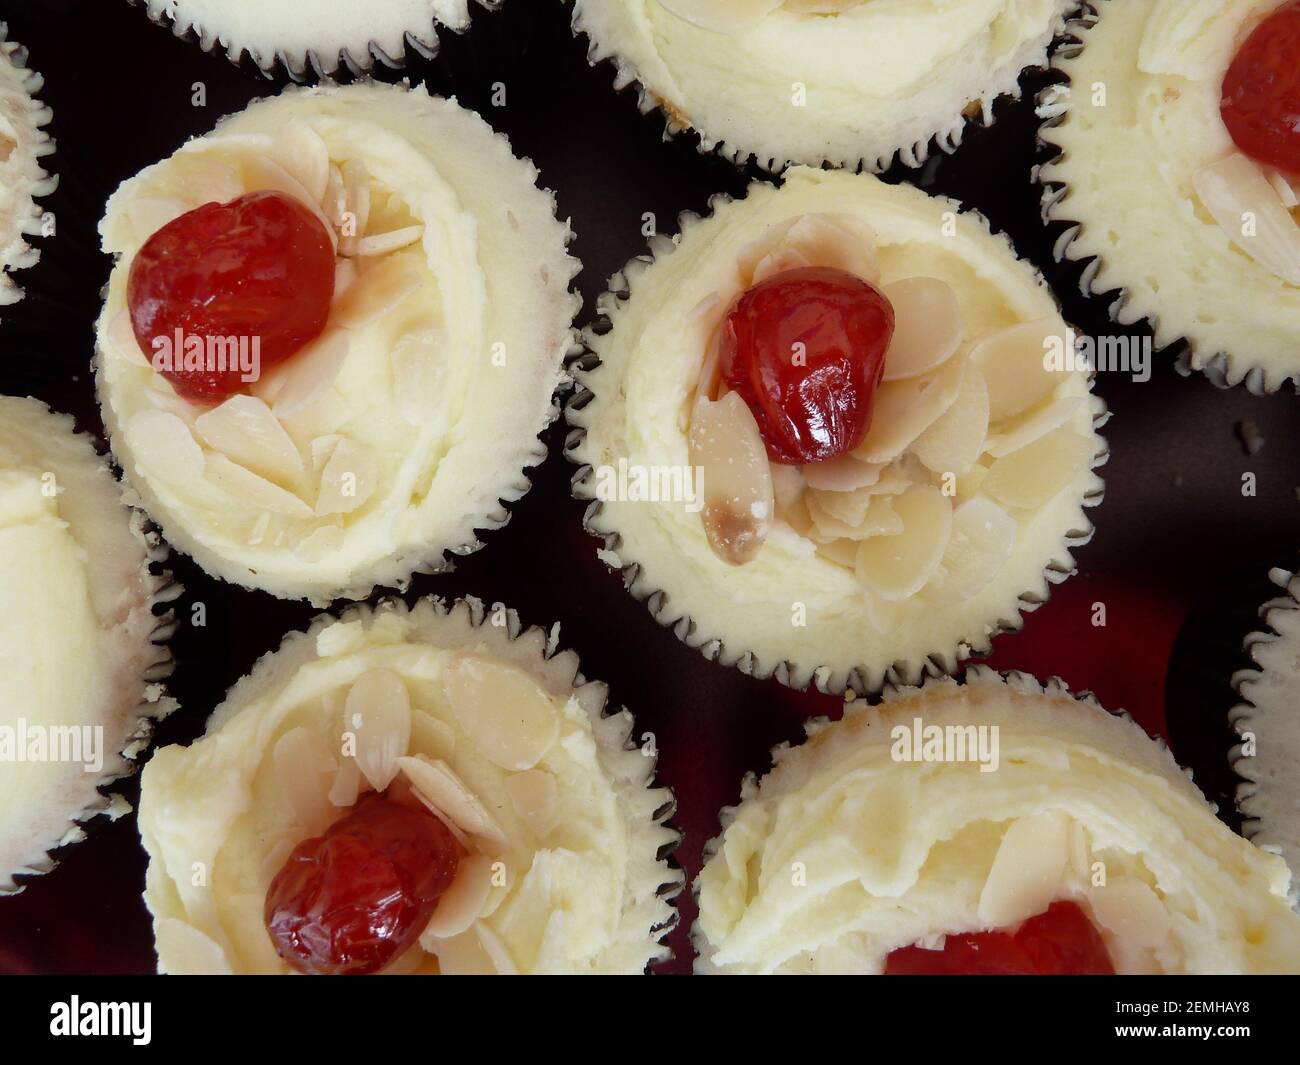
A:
[
  {"xmin": 0, "ymin": 23, "xmax": 55, "ymax": 309},
  {"xmin": 137, "ymin": 597, "xmax": 682, "ymax": 975},
  {"xmin": 95, "ymin": 84, "xmax": 579, "ymax": 605},
  {"xmin": 572, "ymin": 0, "xmax": 1077, "ymax": 171},
  {"xmin": 1038, "ymin": 0, "xmax": 1300, "ymax": 392},
  {"xmin": 0, "ymin": 397, "xmax": 177, "ymax": 895},
  {"xmin": 1230, "ymin": 566, "xmax": 1300, "ymax": 903},
  {"xmin": 567, "ymin": 168, "xmax": 1106, "ymax": 694},
  {"xmin": 694, "ymin": 669, "xmax": 1300, "ymax": 974},
  {"xmin": 135, "ymin": 0, "xmax": 494, "ymax": 78}
]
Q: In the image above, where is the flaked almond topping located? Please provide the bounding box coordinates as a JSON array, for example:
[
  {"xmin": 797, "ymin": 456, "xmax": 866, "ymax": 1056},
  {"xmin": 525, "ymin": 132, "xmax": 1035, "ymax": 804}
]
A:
[
  {"xmin": 206, "ymin": 452, "xmax": 314, "ymax": 518},
  {"xmin": 355, "ymin": 224, "xmax": 425, "ymax": 257},
  {"xmin": 327, "ymin": 752, "xmax": 362, "ymax": 808},
  {"xmin": 1193, "ymin": 152, "xmax": 1300, "ymax": 284},
  {"xmin": 1267, "ymin": 167, "xmax": 1300, "ymax": 210},
  {"xmin": 108, "ymin": 308, "xmax": 151, "ymax": 367},
  {"xmin": 271, "ymin": 726, "xmax": 337, "ymax": 836},
  {"xmin": 126, "ymin": 410, "xmax": 206, "ymax": 488},
  {"xmin": 421, "ymin": 853, "xmax": 495, "ymax": 941},
  {"xmin": 345, "ymin": 668, "xmax": 412, "ymax": 791},
  {"xmin": 853, "ymin": 484, "xmax": 952, "ymax": 600},
  {"xmin": 504, "ymin": 769, "xmax": 560, "ymax": 839},
  {"xmin": 396, "ymin": 754, "xmax": 507, "ymax": 846},
  {"xmin": 802, "ymin": 453, "xmax": 885, "ymax": 493},
  {"xmin": 293, "ymin": 522, "xmax": 344, "ymax": 562},
  {"xmin": 689, "ymin": 390, "xmax": 774, "ymax": 566},
  {"xmin": 921, "ymin": 497, "xmax": 1017, "ymax": 605},
  {"xmin": 154, "ymin": 919, "xmax": 235, "ymax": 976},
  {"xmin": 441, "ymin": 653, "xmax": 561, "ymax": 772},
  {"xmin": 268, "ymin": 329, "xmax": 352, "ymax": 420},
  {"xmin": 984, "ymin": 395, "xmax": 1085, "ymax": 458},
  {"xmin": 655, "ymin": 0, "xmax": 782, "ymax": 36},
  {"xmin": 194, "ymin": 394, "xmax": 305, "ymax": 488},
  {"xmin": 910, "ymin": 363, "xmax": 989, "ymax": 475},
  {"xmin": 240, "ymin": 154, "xmax": 337, "ymax": 253},
  {"xmin": 977, "ymin": 811, "xmax": 1070, "ymax": 929},
  {"xmin": 982, "ymin": 425, "xmax": 1093, "ymax": 510},
  {"xmin": 880, "ymin": 277, "xmax": 964, "ymax": 381},
  {"xmin": 853, "ymin": 355, "xmax": 965, "ymax": 465},
  {"xmin": 1087, "ymin": 876, "xmax": 1172, "ymax": 952},
  {"xmin": 970, "ymin": 318, "xmax": 1070, "ymax": 423},
  {"xmin": 330, "ymin": 251, "xmax": 424, "ymax": 329},
  {"xmin": 315, "ymin": 437, "xmax": 378, "ymax": 517},
  {"xmin": 270, "ymin": 120, "xmax": 331, "ymax": 205},
  {"xmin": 427, "ymin": 921, "xmax": 515, "ymax": 975},
  {"xmin": 391, "ymin": 326, "xmax": 444, "ymax": 425},
  {"xmin": 338, "ymin": 159, "xmax": 371, "ymax": 256}
]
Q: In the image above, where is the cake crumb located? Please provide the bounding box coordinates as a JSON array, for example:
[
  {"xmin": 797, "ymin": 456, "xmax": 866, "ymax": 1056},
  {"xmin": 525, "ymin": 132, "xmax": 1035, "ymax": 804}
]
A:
[{"xmin": 1236, "ymin": 420, "xmax": 1265, "ymax": 456}]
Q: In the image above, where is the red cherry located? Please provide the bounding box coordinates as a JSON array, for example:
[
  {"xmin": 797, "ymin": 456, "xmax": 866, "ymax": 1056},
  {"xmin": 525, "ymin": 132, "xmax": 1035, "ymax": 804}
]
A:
[
  {"xmin": 721, "ymin": 266, "xmax": 893, "ymax": 465},
  {"xmin": 263, "ymin": 793, "xmax": 461, "ymax": 976},
  {"xmin": 127, "ymin": 190, "xmax": 335, "ymax": 404},
  {"xmin": 884, "ymin": 900, "xmax": 1115, "ymax": 975},
  {"xmin": 1221, "ymin": 0, "xmax": 1300, "ymax": 176}
]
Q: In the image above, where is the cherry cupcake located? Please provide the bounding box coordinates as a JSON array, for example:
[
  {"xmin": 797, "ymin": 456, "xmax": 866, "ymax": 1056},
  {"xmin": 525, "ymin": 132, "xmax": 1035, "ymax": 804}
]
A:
[
  {"xmin": 134, "ymin": 0, "xmax": 496, "ymax": 78},
  {"xmin": 0, "ymin": 22, "xmax": 55, "ymax": 309},
  {"xmin": 567, "ymin": 168, "xmax": 1106, "ymax": 694},
  {"xmin": 1039, "ymin": 0, "xmax": 1300, "ymax": 391},
  {"xmin": 694, "ymin": 669, "xmax": 1300, "ymax": 975},
  {"xmin": 572, "ymin": 0, "xmax": 1077, "ymax": 171},
  {"xmin": 0, "ymin": 397, "xmax": 177, "ymax": 894},
  {"xmin": 1231, "ymin": 566, "xmax": 1300, "ymax": 903},
  {"xmin": 137, "ymin": 597, "xmax": 682, "ymax": 975},
  {"xmin": 95, "ymin": 84, "xmax": 579, "ymax": 604}
]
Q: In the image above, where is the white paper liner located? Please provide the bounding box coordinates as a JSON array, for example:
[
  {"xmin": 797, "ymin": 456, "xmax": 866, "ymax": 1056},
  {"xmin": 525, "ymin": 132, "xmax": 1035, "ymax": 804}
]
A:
[
  {"xmin": 0, "ymin": 23, "xmax": 56, "ymax": 309},
  {"xmin": 1230, "ymin": 566, "xmax": 1300, "ymax": 908},
  {"xmin": 564, "ymin": 183, "xmax": 1108, "ymax": 696},
  {"xmin": 131, "ymin": 0, "xmax": 502, "ymax": 81},
  {"xmin": 1034, "ymin": 1, "xmax": 1298, "ymax": 394},
  {"xmin": 570, "ymin": 0, "xmax": 1081, "ymax": 174},
  {"xmin": 1, "ymin": 400, "xmax": 180, "ymax": 895},
  {"xmin": 140, "ymin": 594, "xmax": 683, "ymax": 974},
  {"xmin": 94, "ymin": 84, "xmax": 583, "ymax": 606},
  {"xmin": 690, "ymin": 666, "xmax": 1288, "ymax": 974}
]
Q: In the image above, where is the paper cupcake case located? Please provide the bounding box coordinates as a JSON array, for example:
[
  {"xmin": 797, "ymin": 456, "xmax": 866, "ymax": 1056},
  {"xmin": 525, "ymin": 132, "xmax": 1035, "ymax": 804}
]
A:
[
  {"xmin": 565, "ymin": 190, "xmax": 1110, "ymax": 697},
  {"xmin": 1, "ymin": 402, "xmax": 181, "ymax": 896},
  {"xmin": 138, "ymin": 595, "xmax": 684, "ymax": 973},
  {"xmin": 691, "ymin": 667, "xmax": 1300, "ymax": 974},
  {"xmin": 1034, "ymin": 0, "xmax": 1300, "ymax": 394},
  {"xmin": 1230, "ymin": 566, "xmax": 1300, "ymax": 907},
  {"xmin": 0, "ymin": 23, "xmax": 56, "ymax": 310},
  {"xmin": 570, "ymin": 0, "xmax": 1082, "ymax": 174},
  {"xmin": 130, "ymin": 0, "xmax": 503, "ymax": 81}
]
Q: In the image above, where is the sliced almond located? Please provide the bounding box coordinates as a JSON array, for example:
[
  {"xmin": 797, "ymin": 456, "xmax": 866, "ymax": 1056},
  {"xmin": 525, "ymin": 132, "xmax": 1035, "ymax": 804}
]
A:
[
  {"xmin": 853, "ymin": 484, "xmax": 952, "ymax": 601},
  {"xmin": 330, "ymin": 251, "xmax": 425, "ymax": 329},
  {"xmin": 505, "ymin": 770, "xmax": 560, "ymax": 839},
  {"xmin": 269, "ymin": 330, "xmax": 352, "ymax": 420},
  {"xmin": 807, "ymin": 491, "xmax": 903, "ymax": 542},
  {"xmin": 315, "ymin": 437, "xmax": 378, "ymax": 516},
  {"xmin": 271, "ymin": 119, "xmax": 331, "ymax": 204},
  {"xmin": 154, "ymin": 920, "xmax": 234, "ymax": 976},
  {"xmin": 293, "ymin": 522, "xmax": 343, "ymax": 562},
  {"xmin": 984, "ymin": 395, "xmax": 1085, "ymax": 458},
  {"xmin": 397, "ymin": 755, "xmax": 507, "ymax": 846},
  {"xmin": 1267, "ymin": 168, "xmax": 1299, "ymax": 210},
  {"xmin": 422, "ymin": 854, "xmax": 495, "ymax": 941},
  {"xmin": 356, "ymin": 224, "xmax": 425, "ymax": 257},
  {"xmin": 881, "ymin": 277, "xmax": 964, "ymax": 381},
  {"xmin": 194, "ymin": 394, "xmax": 304, "ymax": 488},
  {"xmin": 921, "ymin": 497, "xmax": 1017, "ymax": 605},
  {"xmin": 911, "ymin": 364, "xmax": 989, "ymax": 475},
  {"xmin": 108, "ymin": 309, "xmax": 152, "ymax": 367},
  {"xmin": 240, "ymin": 154, "xmax": 336, "ymax": 251},
  {"xmin": 781, "ymin": 213, "xmax": 880, "ymax": 283},
  {"xmin": 977, "ymin": 811, "xmax": 1070, "ymax": 928},
  {"xmin": 655, "ymin": 0, "xmax": 783, "ymax": 36},
  {"xmin": 802, "ymin": 454, "xmax": 884, "ymax": 493},
  {"xmin": 205, "ymin": 452, "xmax": 313, "ymax": 518},
  {"xmin": 339, "ymin": 159, "xmax": 372, "ymax": 254},
  {"xmin": 126, "ymin": 410, "xmax": 206, "ymax": 489},
  {"xmin": 854, "ymin": 356, "xmax": 965, "ymax": 464},
  {"xmin": 328, "ymin": 754, "xmax": 362, "ymax": 808},
  {"xmin": 971, "ymin": 319, "xmax": 1070, "ymax": 423},
  {"xmin": 411, "ymin": 709, "xmax": 457, "ymax": 762},
  {"xmin": 689, "ymin": 390, "xmax": 774, "ymax": 566},
  {"xmin": 982, "ymin": 426, "xmax": 1094, "ymax": 510},
  {"xmin": 1088, "ymin": 876, "xmax": 1171, "ymax": 952},
  {"xmin": 441, "ymin": 654, "xmax": 560, "ymax": 772},
  {"xmin": 271, "ymin": 727, "xmax": 337, "ymax": 836},
  {"xmin": 322, "ymin": 164, "xmax": 346, "ymax": 228},
  {"xmin": 391, "ymin": 326, "xmax": 444, "ymax": 425},
  {"xmin": 1193, "ymin": 152, "xmax": 1300, "ymax": 284},
  {"xmin": 427, "ymin": 921, "xmax": 515, "ymax": 975},
  {"xmin": 751, "ymin": 245, "xmax": 813, "ymax": 285},
  {"xmin": 346, "ymin": 668, "xmax": 412, "ymax": 791},
  {"xmin": 813, "ymin": 537, "xmax": 859, "ymax": 568},
  {"xmin": 125, "ymin": 195, "xmax": 187, "ymax": 243}
]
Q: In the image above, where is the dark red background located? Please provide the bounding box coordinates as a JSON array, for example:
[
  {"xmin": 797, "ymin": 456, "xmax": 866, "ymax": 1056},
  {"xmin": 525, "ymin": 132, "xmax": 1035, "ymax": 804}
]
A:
[{"xmin": 0, "ymin": 0, "xmax": 1296, "ymax": 975}]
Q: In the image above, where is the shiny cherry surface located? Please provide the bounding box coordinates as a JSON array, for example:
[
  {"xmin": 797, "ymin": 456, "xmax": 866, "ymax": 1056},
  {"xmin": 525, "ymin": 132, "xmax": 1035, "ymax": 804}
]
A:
[{"xmin": 1221, "ymin": 0, "xmax": 1300, "ymax": 176}]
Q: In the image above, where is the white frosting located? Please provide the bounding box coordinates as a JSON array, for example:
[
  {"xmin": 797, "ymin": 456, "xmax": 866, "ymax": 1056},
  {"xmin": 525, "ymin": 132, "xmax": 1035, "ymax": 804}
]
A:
[
  {"xmin": 96, "ymin": 85, "xmax": 578, "ymax": 603},
  {"xmin": 570, "ymin": 168, "xmax": 1104, "ymax": 693},
  {"xmin": 0, "ymin": 29, "xmax": 55, "ymax": 308},
  {"xmin": 0, "ymin": 398, "xmax": 170, "ymax": 892},
  {"xmin": 1041, "ymin": 0, "xmax": 1300, "ymax": 391},
  {"xmin": 1232, "ymin": 568, "xmax": 1300, "ymax": 903},
  {"xmin": 142, "ymin": 0, "xmax": 476, "ymax": 76},
  {"xmin": 695, "ymin": 670, "xmax": 1300, "ymax": 974},
  {"xmin": 574, "ymin": 0, "xmax": 1074, "ymax": 169},
  {"xmin": 138, "ymin": 598, "xmax": 680, "ymax": 975}
]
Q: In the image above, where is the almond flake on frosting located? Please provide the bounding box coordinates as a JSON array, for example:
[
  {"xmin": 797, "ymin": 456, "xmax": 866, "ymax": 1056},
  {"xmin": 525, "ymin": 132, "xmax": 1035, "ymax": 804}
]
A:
[
  {"xmin": 397, "ymin": 754, "xmax": 507, "ymax": 846},
  {"xmin": 346, "ymin": 668, "xmax": 412, "ymax": 791},
  {"xmin": 194, "ymin": 394, "xmax": 305, "ymax": 488},
  {"xmin": 981, "ymin": 426, "xmax": 1093, "ymax": 511},
  {"xmin": 440, "ymin": 654, "xmax": 560, "ymax": 772},
  {"xmin": 205, "ymin": 452, "xmax": 314, "ymax": 518},
  {"xmin": 854, "ymin": 483, "xmax": 952, "ymax": 600},
  {"xmin": 880, "ymin": 277, "xmax": 963, "ymax": 382},
  {"xmin": 690, "ymin": 390, "xmax": 775, "ymax": 566},
  {"xmin": 315, "ymin": 437, "xmax": 378, "ymax": 517},
  {"xmin": 977, "ymin": 811, "xmax": 1070, "ymax": 928},
  {"xmin": 1193, "ymin": 153, "xmax": 1300, "ymax": 286},
  {"xmin": 421, "ymin": 853, "xmax": 496, "ymax": 941}
]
